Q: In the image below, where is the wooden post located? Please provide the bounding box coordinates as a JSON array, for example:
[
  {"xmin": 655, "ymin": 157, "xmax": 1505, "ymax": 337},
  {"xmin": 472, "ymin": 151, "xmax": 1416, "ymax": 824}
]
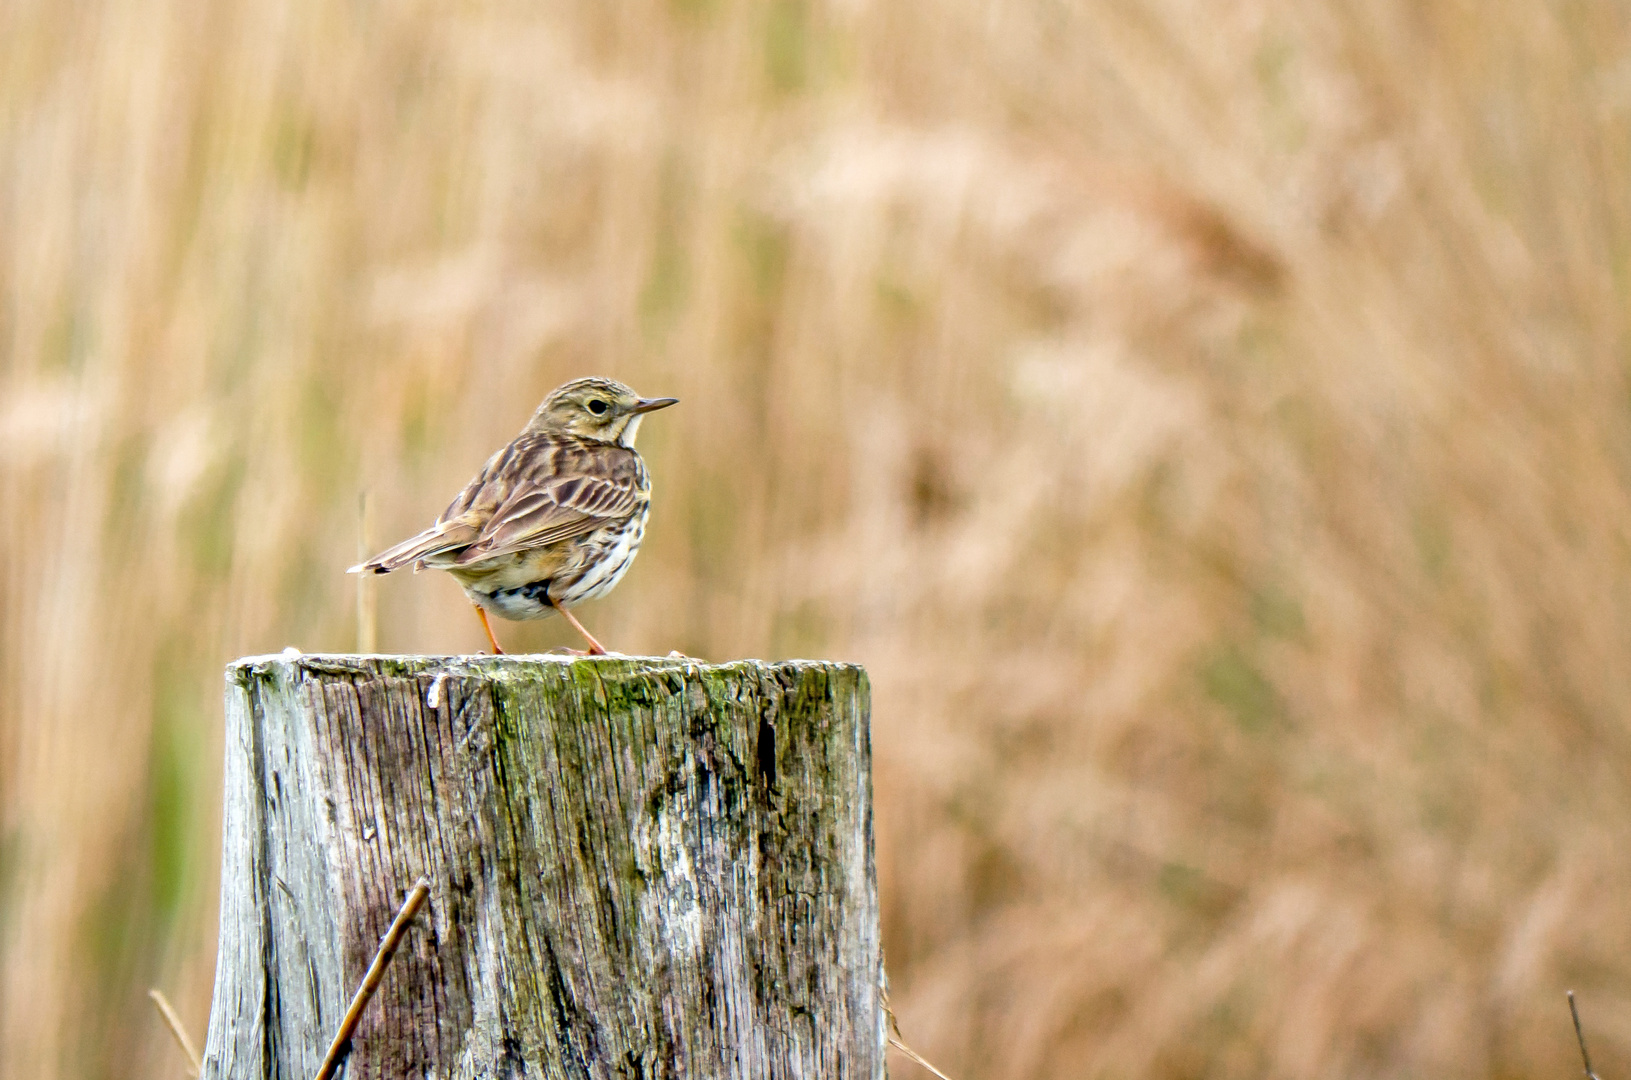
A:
[{"xmin": 200, "ymin": 654, "xmax": 884, "ymax": 1079}]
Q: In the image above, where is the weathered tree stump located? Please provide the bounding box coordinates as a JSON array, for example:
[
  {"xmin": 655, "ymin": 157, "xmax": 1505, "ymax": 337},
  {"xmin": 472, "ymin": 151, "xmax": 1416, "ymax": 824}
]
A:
[{"xmin": 200, "ymin": 654, "xmax": 883, "ymax": 1079}]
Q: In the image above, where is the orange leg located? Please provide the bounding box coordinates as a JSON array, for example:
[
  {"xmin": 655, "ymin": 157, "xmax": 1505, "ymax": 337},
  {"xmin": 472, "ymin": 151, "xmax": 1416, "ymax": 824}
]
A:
[
  {"xmin": 473, "ymin": 604, "xmax": 505, "ymax": 655},
  {"xmin": 554, "ymin": 605, "xmax": 608, "ymax": 655}
]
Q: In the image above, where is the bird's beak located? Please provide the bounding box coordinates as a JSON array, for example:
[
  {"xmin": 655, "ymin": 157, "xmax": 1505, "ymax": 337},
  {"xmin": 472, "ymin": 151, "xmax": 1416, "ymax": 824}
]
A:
[{"xmin": 632, "ymin": 397, "xmax": 679, "ymax": 414}]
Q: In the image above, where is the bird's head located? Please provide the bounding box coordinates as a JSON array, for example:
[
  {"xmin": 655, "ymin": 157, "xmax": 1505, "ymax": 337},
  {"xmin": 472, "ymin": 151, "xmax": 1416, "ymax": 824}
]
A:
[{"xmin": 524, "ymin": 377, "xmax": 678, "ymax": 446}]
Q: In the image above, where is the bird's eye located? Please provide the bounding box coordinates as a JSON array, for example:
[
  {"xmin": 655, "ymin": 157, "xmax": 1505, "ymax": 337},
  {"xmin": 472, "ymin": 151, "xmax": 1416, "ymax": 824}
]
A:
[{"xmin": 588, "ymin": 399, "xmax": 609, "ymax": 415}]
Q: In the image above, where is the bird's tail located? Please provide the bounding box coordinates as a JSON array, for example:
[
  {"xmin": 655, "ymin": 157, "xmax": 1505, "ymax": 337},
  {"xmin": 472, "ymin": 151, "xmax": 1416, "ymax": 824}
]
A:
[{"xmin": 347, "ymin": 521, "xmax": 477, "ymax": 575}]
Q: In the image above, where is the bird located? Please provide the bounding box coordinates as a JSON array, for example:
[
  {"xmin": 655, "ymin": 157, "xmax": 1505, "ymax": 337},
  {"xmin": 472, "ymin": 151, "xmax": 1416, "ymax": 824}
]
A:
[{"xmin": 349, "ymin": 376, "xmax": 677, "ymax": 655}]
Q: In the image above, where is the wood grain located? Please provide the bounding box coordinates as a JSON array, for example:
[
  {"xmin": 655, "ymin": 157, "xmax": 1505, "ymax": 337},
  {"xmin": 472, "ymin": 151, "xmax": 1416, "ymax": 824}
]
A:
[{"xmin": 199, "ymin": 654, "xmax": 883, "ymax": 1079}]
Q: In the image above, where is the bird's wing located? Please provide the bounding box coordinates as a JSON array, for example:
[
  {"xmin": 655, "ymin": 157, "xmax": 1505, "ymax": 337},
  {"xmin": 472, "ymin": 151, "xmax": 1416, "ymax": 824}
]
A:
[
  {"xmin": 347, "ymin": 440, "xmax": 521, "ymax": 573},
  {"xmin": 449, "ymin": 437, "xmax": 642, "ymax": 566}
]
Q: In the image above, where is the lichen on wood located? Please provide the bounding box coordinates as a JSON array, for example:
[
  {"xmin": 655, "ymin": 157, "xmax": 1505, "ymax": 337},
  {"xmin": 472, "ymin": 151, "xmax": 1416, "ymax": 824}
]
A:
[{"xmin": 200, "ymin": 654, "xmax": 884, "ymax": 1079}]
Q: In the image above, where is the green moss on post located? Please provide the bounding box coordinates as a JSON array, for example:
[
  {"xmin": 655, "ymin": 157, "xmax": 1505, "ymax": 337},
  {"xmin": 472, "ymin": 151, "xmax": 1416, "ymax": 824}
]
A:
[{"xmin": 201, "ymin": 655, "xmax": 884, "ymax": 1079}]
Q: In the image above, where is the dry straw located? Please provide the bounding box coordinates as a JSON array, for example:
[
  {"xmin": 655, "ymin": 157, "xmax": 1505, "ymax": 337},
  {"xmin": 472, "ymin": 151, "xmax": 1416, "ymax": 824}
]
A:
[{"xmin": 146, "ymin": 989, "xmax": 201, "ymax": 1077}]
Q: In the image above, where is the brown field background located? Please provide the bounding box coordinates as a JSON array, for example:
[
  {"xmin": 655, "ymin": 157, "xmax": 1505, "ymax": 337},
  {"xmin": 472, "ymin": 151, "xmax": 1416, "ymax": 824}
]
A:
[{"xmin": 5, "ymin": 0, "xmax": 1631, "ymax": 1076}]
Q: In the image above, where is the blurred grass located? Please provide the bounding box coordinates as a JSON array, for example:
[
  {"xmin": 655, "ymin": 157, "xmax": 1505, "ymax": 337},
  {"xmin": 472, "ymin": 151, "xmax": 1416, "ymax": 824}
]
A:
[{"xmin": 6, "ymin": 0, "xmax": 1631, "ymax": 1076}]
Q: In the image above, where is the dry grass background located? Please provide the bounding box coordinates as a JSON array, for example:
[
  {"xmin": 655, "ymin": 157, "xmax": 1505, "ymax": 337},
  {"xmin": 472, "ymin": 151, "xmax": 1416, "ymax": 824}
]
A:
[{"xmin": 4, "ymin": 0, "xmax": 1631, "ymax": 1076}]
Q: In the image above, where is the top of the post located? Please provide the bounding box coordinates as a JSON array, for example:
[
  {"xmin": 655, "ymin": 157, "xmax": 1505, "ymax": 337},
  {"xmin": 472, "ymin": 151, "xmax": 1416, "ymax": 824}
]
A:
[{"xmin": 226, "ymin": 651, "xmax": 867, "ymax": 688}]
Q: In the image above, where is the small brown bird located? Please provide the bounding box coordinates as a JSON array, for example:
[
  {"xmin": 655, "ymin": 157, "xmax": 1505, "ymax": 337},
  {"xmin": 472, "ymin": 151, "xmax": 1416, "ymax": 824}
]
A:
[{"xmin": 349, "ymin": 377, "xmax": 677, "ymax": 655}]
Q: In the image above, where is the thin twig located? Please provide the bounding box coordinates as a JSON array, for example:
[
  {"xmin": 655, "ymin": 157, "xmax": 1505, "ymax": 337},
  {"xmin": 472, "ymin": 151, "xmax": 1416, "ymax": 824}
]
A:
[
  {"xmin": 314, "ymin": 878, "xmax": 431, "ymax": 1080},
  {"xmin": 147, "ymin": 988, "xmax": 202, "ymax": 1077},
  {"xmin": 882, "ymin": 984, "xmax": 957, "ymax": 1080},
  {"xmin": 1569, "ymin": 991, "xmax": 1601, "ymax": 1080},
  {"xmin": 356, "ymin": 490, "xmax": 377, "ymax": 653},
  {"xmin": 889, "ymin": 1033, "xmax": 957, "ymax": 1080}
]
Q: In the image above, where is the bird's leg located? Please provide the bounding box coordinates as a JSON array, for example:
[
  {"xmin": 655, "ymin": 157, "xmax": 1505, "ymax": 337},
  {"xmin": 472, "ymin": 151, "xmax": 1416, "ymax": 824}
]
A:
[
  {"xmin": 473, "ymin": 604, "xmax": 505, "ymax": 655},
  {"xmin": 554, "ymin": 605, "xmax": 608, "ymax": 656}
]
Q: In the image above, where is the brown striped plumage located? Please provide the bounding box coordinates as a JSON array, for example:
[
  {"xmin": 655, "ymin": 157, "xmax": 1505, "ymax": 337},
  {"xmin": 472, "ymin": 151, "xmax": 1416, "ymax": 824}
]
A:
[{"xmin": 349, "ymin": 377, "xmax": 677, "ymax": 654}]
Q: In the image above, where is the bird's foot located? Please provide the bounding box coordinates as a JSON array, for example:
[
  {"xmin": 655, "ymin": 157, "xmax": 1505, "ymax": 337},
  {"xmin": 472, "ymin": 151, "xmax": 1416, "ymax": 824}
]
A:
[{"xmin": 473, "ymin": 605, "xmax": 506, "ymax": 654}]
